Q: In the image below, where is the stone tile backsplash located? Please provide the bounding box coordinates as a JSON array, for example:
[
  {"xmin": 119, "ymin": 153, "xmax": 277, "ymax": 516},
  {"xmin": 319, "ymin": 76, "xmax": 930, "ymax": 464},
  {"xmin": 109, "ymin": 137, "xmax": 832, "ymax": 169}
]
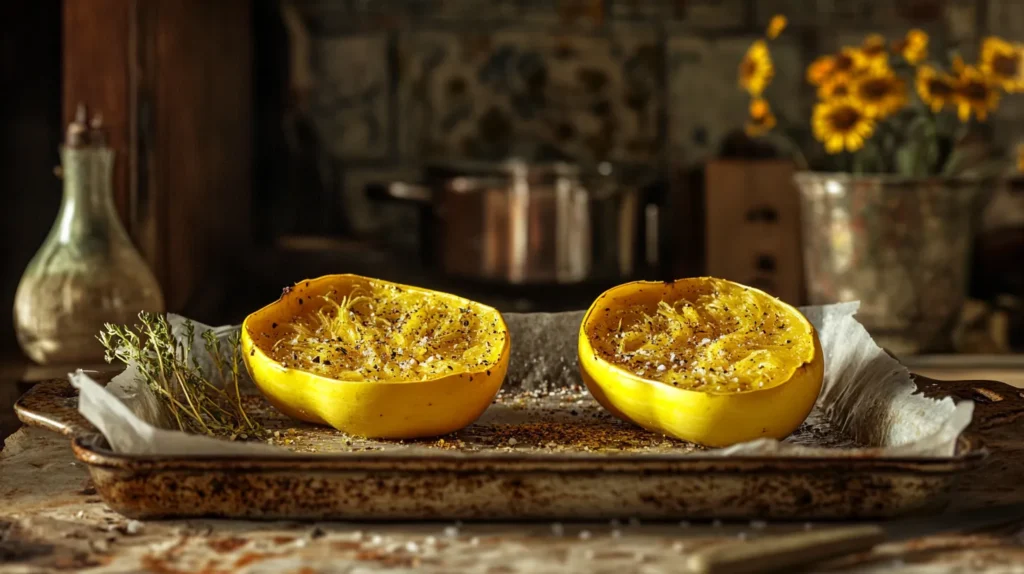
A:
[
  {"xmin": 399, "ymin": 28, "xmax": 662, "ymax": 163},
  {"xmin": 307, "ymin": 33, "xmax": 392, "ymax": 160},
  {"xmin": 282, "ymin": 0, "xmax": 1022, "ymax": 238}
]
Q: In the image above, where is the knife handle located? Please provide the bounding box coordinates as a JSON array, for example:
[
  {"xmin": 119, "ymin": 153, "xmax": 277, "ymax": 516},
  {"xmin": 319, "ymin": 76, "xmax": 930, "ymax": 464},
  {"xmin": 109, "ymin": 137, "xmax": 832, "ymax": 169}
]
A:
[{"xmin": 686, "ymin": 525, "xmax": 886, "ymax": 574}]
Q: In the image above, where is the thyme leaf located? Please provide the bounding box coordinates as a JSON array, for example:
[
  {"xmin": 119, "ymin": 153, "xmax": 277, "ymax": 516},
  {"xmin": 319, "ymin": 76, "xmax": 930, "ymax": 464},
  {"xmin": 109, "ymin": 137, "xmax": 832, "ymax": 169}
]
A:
[{"xmin": 98, "ymin": 312, "xmax": 265, "ymax": 440}]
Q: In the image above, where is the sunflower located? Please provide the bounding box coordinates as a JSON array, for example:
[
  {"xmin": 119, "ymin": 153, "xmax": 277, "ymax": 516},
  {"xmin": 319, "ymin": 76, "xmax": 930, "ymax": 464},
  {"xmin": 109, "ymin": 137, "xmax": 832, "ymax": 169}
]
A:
[
  {"xmin": 850, "ymin": 68, "xmax": 907, "ymax": 118},
  {"xmin": 817, "ymin": 75, "xmax": 853, "ymax": 99},
  {"xmin": 980, "ymin": 36, "xmax": 1024, "ymax": 92},
  {"xmin": 893, "ymin": 29, "xmax": 928, "ymax": 64},
  {"xmin": 860, "ymin": 34, "xmax": 889, "ymax": 67},
  {"xmin": 813, "ymin": 97, "xmax": 876, "ymax": 154},
  {"xmin": 739, "ymin": 40, "xmax": 775, "ymax": 96},
  {"xmin": 806, "ymin": 55, "xmax": 835, "ymax": 86},
  {"xmin": 767, "ymin": 15, "xmax": 787, "ymax": 40},
  {"xmin": 953, "ymin": 64, "xmax": 1001, "ymax": 122},
  {"xmin": 745, "ymin": 98, "xmax": 777, "ymax": 137},
  {"xmin": 830, "ymin": 47, "xmax": 869, "ymax": 80},
  {"xmin": 1017, "ymin": 143, "xmax": 1024, "ymax": 174},
  {"xmin": 916, "ymin": 65, "xmax": 956, "ymax": 112}
]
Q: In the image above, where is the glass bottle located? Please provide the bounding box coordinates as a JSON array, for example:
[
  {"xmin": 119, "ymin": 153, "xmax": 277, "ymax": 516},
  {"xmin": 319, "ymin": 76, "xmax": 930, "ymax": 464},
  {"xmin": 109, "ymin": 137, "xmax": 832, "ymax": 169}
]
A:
[{"xmin": 13, "ymin": 106, "xmax": 164, "ymax": 364}]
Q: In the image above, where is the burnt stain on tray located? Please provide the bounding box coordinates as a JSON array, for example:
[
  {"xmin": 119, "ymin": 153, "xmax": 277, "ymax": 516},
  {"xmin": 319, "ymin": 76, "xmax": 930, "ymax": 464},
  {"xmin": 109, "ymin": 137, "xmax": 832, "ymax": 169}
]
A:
[{"xmin": 15, "ymin": 378, "xmax": 999, "ymax": 521}]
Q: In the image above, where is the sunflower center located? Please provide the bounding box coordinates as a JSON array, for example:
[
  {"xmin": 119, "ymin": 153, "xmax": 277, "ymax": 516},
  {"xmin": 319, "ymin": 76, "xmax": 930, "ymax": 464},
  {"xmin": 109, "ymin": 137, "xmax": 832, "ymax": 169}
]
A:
[
  {"xmin": 927, "ymin": 79, "xmax": 953, "ymax": 97},
  {"xmin": 834, "ymin": 54, "xmax": 854, "ymax": 72},
  {"xmin": 859, "ymin": 78, "xmax": 891, "ymax": 100},
  {"xmin": 741, "ymin": 58, "xmax": 758, "ymax": 78},
  {"xmin": 833, "ymin": 83, "xmax": 850, "ymax": 97},
  {"xmin": 828, "ymin": 106, "xmax": 861, "ymax": 131},
  {"xmin": 962, "ymin": 81, "xmax": 989, "ymax": 101},
  {"xmin": 993, "ymin": 53, "xmax": 1020, "ymax": 77}
]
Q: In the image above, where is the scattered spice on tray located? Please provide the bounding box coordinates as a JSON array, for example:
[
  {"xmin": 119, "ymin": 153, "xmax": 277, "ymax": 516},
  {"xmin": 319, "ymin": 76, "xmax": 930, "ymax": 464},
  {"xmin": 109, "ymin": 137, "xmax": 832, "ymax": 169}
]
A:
[{"xmin": 479, "ymin": 422, "xmax": 690, "ymax": 452}]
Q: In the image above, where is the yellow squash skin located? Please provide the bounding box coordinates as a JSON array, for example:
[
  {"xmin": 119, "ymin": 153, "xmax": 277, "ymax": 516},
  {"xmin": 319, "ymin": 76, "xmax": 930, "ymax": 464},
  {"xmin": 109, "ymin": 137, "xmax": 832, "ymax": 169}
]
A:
[
  {"xmin": 241, "ymin": 274, "xmax": 510, "ymax": 439},
  {"xmin": 578, "ymin": 278, "xmax": 824, "ymax": 448}
]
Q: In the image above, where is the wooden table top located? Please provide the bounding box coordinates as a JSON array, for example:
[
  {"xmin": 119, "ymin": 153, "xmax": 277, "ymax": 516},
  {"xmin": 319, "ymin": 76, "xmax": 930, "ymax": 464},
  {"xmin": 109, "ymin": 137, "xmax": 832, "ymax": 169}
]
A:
[{"xmin": 1, "ymin": 362, "xmax": 1023, "ymax": 573}]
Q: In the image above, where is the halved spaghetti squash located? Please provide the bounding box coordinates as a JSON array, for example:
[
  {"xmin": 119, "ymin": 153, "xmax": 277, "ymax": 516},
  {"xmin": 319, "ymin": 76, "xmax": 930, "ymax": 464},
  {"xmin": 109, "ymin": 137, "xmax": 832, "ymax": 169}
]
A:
[
  {"xmin": 579, "ymin": 277, "xmax": 823, "ymax": 447},
  {"xmin": 242, "ymin": 274, "xmax": 510, "ymax": 438}
]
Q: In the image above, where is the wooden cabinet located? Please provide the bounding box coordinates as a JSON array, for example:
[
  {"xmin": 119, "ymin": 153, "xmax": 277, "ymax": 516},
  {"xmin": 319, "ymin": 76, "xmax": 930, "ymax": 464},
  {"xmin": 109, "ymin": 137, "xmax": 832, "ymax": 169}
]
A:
[{"xmin": 62, "ymin": 0, "xmax": 253, "ymax": 313}]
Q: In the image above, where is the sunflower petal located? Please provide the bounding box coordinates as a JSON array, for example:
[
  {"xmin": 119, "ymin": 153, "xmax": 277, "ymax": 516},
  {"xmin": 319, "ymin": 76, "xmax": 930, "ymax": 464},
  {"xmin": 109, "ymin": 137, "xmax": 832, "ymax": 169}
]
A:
[{"xmin": 767, "ymin": 15, "xmax": 787, "ymax": 39}]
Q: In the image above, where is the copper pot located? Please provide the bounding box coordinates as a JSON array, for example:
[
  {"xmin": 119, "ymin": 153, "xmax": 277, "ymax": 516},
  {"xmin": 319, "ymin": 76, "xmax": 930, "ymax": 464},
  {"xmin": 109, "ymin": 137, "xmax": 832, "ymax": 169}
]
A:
[{"xmin": 367, "ymin": 160, "xmax": 661, "ymax": 285}]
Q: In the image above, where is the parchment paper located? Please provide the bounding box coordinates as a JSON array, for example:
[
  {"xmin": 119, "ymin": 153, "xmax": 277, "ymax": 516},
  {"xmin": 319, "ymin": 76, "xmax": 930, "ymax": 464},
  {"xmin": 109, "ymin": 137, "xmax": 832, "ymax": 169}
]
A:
[{"xmin": 69, "ymin": 302, "xmax": 973, "ymax": 457}]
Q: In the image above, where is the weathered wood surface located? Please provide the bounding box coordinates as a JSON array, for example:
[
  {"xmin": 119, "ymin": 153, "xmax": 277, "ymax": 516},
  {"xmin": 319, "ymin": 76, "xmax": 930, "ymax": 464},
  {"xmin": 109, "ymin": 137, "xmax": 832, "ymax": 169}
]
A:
[{"xmin": 2, "ymin": 375, "xmax": 1024, "ymax": 574}]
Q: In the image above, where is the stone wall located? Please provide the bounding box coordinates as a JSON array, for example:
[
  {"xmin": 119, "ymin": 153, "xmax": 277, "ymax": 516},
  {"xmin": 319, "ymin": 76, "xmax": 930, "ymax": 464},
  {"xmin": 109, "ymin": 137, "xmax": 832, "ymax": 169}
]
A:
[{"xmin": 279, "ymin": 0, "xmax": 1019, "ymax": 244}]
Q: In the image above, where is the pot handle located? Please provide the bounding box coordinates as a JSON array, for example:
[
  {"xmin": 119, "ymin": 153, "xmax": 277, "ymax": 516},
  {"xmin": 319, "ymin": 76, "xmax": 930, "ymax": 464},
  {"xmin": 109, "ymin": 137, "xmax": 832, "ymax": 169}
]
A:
[{"xmin": 365, "ymin": 181, "xmax": 432, "ymax": 204}]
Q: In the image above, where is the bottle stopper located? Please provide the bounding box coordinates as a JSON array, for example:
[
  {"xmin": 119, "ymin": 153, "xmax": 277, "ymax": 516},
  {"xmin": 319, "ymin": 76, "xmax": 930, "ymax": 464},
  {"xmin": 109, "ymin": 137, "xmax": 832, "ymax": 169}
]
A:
[
  {"xmin": 65, "ymin": 103, "xmax": 89, "ymax": 148},
  {"xmin": 64, "ymin": 103, "xmax": 108, "ymax": 148}
]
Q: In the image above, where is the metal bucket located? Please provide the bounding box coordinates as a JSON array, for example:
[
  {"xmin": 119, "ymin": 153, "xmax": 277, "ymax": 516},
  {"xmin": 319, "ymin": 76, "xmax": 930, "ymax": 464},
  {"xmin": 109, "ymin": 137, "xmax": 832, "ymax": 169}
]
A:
[{"xmin": 795, "ymin": 172, "xmax": 984, "ymax": 355}]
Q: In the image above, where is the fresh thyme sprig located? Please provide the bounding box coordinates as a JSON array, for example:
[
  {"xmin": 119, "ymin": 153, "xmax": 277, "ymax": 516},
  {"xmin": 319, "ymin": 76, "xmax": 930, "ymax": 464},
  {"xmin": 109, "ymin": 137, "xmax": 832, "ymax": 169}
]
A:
[{"xmin": 98, "ymin": 312, "xmax": 265, "ymax": 440}]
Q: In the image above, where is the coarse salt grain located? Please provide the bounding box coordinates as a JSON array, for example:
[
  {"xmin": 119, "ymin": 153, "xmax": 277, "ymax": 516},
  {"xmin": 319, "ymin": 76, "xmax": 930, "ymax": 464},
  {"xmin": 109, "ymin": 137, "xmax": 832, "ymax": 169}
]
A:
[
  {"xmin": 578, "ymin": 530, "xmax": 592, "ymax": 540},
  {"xmin": 551, "ymin": 523, "xmax": 565, "ymax": 536},
  {"xmin": 124, "ymin": 520, "xmax": 144, "ymax": 535},
  {"xmin": 443, "ymin": 526, "xmax": 460, "ymax": 538}
]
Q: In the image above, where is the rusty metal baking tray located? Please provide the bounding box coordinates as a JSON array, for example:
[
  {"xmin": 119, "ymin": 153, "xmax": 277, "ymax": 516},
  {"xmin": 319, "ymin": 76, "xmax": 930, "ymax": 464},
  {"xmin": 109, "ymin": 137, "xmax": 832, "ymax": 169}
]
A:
[{"xmin": 16, "ymin": 375, "xmax": 1004, "ymax": 522}]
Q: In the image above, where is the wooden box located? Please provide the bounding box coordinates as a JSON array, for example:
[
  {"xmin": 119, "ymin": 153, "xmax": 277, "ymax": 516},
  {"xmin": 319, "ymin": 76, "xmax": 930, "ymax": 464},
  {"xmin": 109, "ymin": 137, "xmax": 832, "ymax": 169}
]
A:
[{"xmin": 704, "ymin": 160, "xmax": 804, "ymax": 305}]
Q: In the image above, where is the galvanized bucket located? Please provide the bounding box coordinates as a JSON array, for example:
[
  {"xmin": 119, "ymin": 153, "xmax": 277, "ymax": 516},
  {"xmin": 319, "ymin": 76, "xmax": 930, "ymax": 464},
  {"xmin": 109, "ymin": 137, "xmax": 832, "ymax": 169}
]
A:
[{"xmin": 795, "ymin": 172, "xmax": 985, "ymax": 355}]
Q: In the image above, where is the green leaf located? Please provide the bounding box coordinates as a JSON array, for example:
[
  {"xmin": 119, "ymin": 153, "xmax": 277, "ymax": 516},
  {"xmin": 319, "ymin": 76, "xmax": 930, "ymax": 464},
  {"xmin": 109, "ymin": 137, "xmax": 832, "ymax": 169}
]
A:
[
  {"xmin": 854, "ymin": 139, "xmax": 885, "ymax": 174},
  {"xmin": 895, "ymin": 143, "xmax": 918, "ymax": 176},
  {"xmin": 890, "ymin": 114, "xmax": 942, "ymax": 176}
]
